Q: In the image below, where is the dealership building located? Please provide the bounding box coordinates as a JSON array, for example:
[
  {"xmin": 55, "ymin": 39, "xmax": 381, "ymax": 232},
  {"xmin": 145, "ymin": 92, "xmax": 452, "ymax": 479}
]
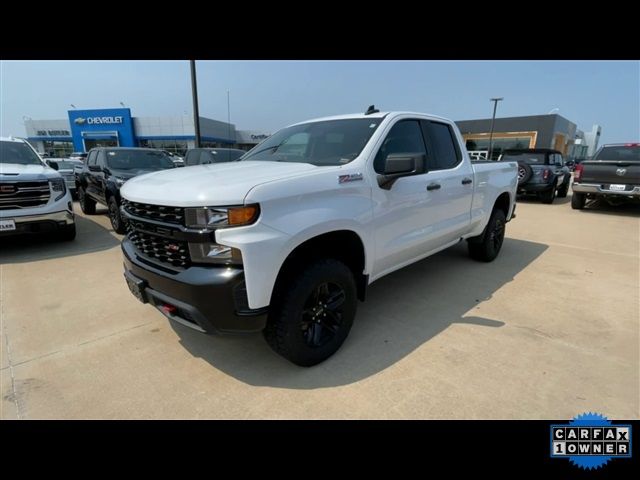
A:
[
  {"xmin": 455, "ymin": 114, "xmax": 601, "ymax": 161},
  {"xmin": 24, "ymin": 108, "xmax": 271, "ymax": 157}
]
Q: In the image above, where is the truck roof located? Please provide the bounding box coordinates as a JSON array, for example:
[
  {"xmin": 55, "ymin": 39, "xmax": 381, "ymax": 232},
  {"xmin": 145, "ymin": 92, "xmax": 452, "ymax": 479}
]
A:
[
  {"xmin": 0, "ymin": 136, "xmax": 28, "ymax": 143},
  {"xmin": 289, "ymin": 111, "xmax": 453, "ymax": 127}
]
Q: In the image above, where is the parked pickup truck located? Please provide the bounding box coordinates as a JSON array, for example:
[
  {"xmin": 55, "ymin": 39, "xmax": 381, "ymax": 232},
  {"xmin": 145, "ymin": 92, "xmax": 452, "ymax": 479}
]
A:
[
  {"xmin": 0, "ymin": 137, "xmax": 76, "ymax": 240},
  {"xmin": 120, "ymin": 109, "xmax": 518, "ymax": 366},
  {"xmin": 76, "ymin": 147, "xmax": 176, "ymax": 233},
  {"xmin": 572, "ymin": 143, "xmax": 640, "ymax": 209}
]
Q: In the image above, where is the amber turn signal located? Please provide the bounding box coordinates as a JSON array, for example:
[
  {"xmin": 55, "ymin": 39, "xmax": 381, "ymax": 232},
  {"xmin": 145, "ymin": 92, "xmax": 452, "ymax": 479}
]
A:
[{"xmin": 228, "ymin": 204, "xmax": 260, "ymax": 226}]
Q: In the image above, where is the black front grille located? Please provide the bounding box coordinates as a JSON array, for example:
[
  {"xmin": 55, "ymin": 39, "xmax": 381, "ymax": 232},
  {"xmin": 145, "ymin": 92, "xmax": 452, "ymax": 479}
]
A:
[
  {"xmin": 127, "ymin": 227, "xmax": 191, "ymax": 268},
  {"xmin": 122, "ymin": 199, "xmax": 185, "ymax": 225},
  {"xmin": 0, "ymin": 181, "xmax": 50, "ymax": 210}
]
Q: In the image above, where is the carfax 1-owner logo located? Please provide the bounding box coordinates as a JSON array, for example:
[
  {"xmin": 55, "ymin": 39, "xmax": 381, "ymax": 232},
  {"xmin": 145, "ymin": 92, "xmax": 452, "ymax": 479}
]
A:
[{"xmin": 551, "ymin": 412, "xmax": 632, "ymax": 470}]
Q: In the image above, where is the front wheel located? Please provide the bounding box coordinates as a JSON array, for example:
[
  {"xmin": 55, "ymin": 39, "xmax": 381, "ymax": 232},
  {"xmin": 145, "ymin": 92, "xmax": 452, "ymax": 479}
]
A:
[
  {"xmin": 263, "ymin": 258, "xmax": 357, "ymax": 367},
  {"xmin": 78, "ymin": 186, "xmax": 96, "ymax": 214},
  {"xmin": 468, "ymin": 208, "xmax": 506, "ymax": 262},
  {"xmin": 108, "ymin": 197, "xmax": 126, "ymax": 234}
]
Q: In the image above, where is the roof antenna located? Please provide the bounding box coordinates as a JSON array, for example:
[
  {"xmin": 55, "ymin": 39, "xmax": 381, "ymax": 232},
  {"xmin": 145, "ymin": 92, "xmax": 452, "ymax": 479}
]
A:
[{"xmin": 365, "ymin": 105, "xmax": 379, "ymax": 115}]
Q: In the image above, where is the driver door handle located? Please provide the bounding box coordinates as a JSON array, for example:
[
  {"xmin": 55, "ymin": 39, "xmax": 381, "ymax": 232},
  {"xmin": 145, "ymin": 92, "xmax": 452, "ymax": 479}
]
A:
[
  {"xmin": 462, "ymin": 178, "xmax": 473, "ymax": 185},
  {"xmin": 426, "ymin": 183, "xmax": 441, "ymax": 191}
]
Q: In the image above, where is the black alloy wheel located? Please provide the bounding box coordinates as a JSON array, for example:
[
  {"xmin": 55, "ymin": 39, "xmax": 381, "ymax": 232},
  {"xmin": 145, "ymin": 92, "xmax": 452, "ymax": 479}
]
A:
[
  {"xmin": 489, "ymin": 215, "xmax": 505, "ymax": 253},
  {"xmin": 300, "ymin": 282, "xmax": 346, "ymax": 348}
]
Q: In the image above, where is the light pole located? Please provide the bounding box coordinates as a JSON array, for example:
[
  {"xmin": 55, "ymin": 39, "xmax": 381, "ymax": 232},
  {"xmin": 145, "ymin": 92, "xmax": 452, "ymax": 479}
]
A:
[
  {"xmin": 487, "ymin": 97, "xmax": 503, "ymax": 161},
  {"xmin": 227, "ymin": 90, "xmax": 231, "ymax": 146},
  {"xmin": 190, "ymin": 60, "xmax": 202, "ymax": 148}
]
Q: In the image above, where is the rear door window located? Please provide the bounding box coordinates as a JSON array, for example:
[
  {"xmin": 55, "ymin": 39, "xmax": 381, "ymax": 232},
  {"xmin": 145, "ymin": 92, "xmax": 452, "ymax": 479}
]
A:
[{"xmin": 422, "ymin": 121, "xmax": 461, "ymax": 170}]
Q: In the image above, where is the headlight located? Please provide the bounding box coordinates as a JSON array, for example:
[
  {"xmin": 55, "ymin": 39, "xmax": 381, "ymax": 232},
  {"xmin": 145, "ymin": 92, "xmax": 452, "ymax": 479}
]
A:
[
  {"xmin": 114, "ymin": 177, "xmax": 127, "ymax": 186},
  {"xmin": 189, "ymin": 242, "xmax": 243, "ymax": 264},
  {"xmin": 184, "ymin": 204, "xmax": 260, "ymax": 229},
  {"xmin": 49, "ymin": 177, "xmax": 66, "ymax": 201}
]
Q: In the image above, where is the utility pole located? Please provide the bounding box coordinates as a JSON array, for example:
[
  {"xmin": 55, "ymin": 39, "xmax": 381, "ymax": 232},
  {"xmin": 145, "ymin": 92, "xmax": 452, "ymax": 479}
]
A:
[
  {"xmin": 487, "ymin": 97, "xmax": 503, "ymax": 161},
  {"xmin": 190, "ymin": 60, "xmax": 201, "ymax": 148}
]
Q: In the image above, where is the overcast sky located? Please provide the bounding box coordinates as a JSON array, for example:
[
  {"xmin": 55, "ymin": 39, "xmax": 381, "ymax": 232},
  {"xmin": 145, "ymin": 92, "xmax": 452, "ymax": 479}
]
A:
[{"xmin": 1, "ymin": 60, "xmax": 638, "ymax": 145}]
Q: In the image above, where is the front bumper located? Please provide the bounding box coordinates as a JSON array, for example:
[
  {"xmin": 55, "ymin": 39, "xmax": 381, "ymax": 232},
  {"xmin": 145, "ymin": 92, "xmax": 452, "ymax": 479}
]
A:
[
  {"xmin": 572, "ymin": 182, "xmax": 640, "ymax": 197},
  {"xmin": 0, "ymin": 209, "xmax": 74, "ymax": 236},
  {"xmin": 121, "ymin": 238, "xmax": 268, "ymax": 334}
]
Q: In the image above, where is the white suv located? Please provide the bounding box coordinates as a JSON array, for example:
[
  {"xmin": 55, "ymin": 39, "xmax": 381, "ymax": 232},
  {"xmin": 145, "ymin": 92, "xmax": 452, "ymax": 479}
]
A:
[{"xmin": 0, "ymin": 137, "xmax": 76, "ymax": 240}]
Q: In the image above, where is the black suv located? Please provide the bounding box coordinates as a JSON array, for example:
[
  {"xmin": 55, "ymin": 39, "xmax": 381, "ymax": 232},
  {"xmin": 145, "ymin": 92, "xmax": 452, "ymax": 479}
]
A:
[
  {"xmin": 184, "ymin": 148, "xmax": 245, "ymax": 166},
  {"xmin": 76, "ymin": 147, "xmax": 175, "ymax": 233},
  {"xmin": 500, "ymin": 148, "xmax": 571, "ymax": 204}
]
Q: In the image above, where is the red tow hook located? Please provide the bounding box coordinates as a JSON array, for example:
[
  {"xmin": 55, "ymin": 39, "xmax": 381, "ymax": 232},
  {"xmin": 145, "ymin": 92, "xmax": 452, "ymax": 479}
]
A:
[{"xmin": 161, "ymin": 304, "xmax": 178, "ymax": 315}]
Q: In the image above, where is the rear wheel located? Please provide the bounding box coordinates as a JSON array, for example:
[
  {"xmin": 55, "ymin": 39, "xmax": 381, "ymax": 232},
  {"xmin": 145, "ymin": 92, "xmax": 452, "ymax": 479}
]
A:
[
  {"xmin": 108, "ymin": 197, "xmax": 126, "ymax": 234},
  {"xmin": 468, "ymin": 208, "xmax": 506, "ymax": 262},
  {"xmin": 78, "ymin": 186, "xmax": 96, "ymax": 214},
  {"xmin": 557, "ymin": 179, "xmax": 570, "ymax": 198},
  {"xmin": 263, "ymin": 258, "xmax": 357, "ymax": 367},
  {"xmin": 539, "ymin": 185, "xmax": 556, "ymax": 204},
  {"xmin": 571, "ymin": 192, "xmax": 586, "ymax": 210}
]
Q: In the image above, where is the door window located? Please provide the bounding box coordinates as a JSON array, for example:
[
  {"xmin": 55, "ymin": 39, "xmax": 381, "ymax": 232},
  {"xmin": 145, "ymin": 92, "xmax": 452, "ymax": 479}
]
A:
[
  {"xmin": 423, "ymin": 121, "xmax": 461, "ymax": 170},
  {"xmin": 374, "ymin": 120, "xmax": 427, "ymax": 174}
]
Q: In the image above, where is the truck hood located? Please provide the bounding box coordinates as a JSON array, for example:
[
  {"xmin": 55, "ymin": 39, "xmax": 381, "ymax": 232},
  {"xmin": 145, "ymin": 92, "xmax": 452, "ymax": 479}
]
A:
[
  {"xmin": 120, "ymin": 161, "xmax": 320, "ymax": 206},
  {"xmin": 0, "ymin": 163, "xmax": 60, "ymax": 180}
]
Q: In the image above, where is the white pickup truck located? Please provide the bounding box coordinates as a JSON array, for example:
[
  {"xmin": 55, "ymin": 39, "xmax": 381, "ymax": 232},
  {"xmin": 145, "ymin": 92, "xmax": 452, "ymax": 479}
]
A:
[
  {"xmin": 120, "ymin": 109, "xmax": 518, "ymax": 366},
  {"xmin": 0, "ymin": 137, "xmax": 76, "ymax": 240}
]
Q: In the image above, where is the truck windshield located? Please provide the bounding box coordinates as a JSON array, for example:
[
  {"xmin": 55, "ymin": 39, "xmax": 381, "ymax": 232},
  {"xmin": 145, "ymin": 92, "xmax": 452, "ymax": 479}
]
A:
[
  {"xmin": 241, "ymin": 119, "xmax": 381, "ymax": 166},
  {"xmin": 0, "ymin": 141, "xmax": 43, "ymax": 165},
  {"xmin": 106, "ymin": 150, "xmax": 175, "ymax": 170},
  {"xmin": 594, "ymin": 146, "xmax": 640, "ymax": 162},
  {"xmin": 500, "ymin": 152, "xmax": 547, "ymax": 164}
]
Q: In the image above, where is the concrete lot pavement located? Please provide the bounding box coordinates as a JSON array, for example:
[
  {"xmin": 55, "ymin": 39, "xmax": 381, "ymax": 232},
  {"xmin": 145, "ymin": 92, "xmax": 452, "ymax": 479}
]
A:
[{"xmin": 1, "ymin": 196, "xmax": 638, "ymax": 419}]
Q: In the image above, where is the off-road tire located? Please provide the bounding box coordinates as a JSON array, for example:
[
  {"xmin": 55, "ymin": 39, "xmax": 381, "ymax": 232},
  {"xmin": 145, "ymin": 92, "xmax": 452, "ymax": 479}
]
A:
[{"xmin": 263, "ymin": 258, "xmax": 357, "ymax": 367}]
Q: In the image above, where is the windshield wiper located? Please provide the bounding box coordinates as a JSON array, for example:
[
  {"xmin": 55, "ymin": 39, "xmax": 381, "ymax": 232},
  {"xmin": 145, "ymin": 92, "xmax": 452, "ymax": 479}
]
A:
[{"xmin": 243, "ymin": 138, "xmax": 292, "ymax": 160}]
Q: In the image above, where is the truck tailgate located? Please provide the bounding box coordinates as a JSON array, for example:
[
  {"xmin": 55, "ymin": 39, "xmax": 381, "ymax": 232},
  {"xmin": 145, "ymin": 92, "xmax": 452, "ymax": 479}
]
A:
[{"xmin": 580, "ymin": 160, "xmax": 640, "ymax": 185}]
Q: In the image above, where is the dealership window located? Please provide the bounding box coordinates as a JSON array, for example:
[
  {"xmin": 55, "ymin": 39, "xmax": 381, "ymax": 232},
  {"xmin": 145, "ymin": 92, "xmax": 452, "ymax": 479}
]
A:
[
  {"xmin": 465, "ymin": 136, "xmax": 532, "ymax": 160},
  {"xmin": 138, "ymin": 139, "xmax": 188, "ymax": 156},
  {"xmin": 43, "ymin": 141, "xmax": 73, "ymax": 158},
  {"xmin": 201, "ymin": 141, "xmax": 234, "ymax": 149}
]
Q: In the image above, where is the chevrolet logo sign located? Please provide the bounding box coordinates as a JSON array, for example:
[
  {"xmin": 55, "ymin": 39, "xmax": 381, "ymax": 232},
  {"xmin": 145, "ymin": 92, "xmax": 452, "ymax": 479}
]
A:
[{"xmin": 74, "ymin": 117, "xmax": 87, "ymax": 125}]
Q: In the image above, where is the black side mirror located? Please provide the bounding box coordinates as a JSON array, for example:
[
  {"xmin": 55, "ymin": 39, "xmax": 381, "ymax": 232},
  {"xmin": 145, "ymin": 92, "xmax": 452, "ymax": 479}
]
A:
[
  {"xmin": 48, "ymin": 160, "xmax": 59, "ymax": 170},
  {"xmin": 378, "ymin": 153, "xmax": 426, "ymax": 190}
]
